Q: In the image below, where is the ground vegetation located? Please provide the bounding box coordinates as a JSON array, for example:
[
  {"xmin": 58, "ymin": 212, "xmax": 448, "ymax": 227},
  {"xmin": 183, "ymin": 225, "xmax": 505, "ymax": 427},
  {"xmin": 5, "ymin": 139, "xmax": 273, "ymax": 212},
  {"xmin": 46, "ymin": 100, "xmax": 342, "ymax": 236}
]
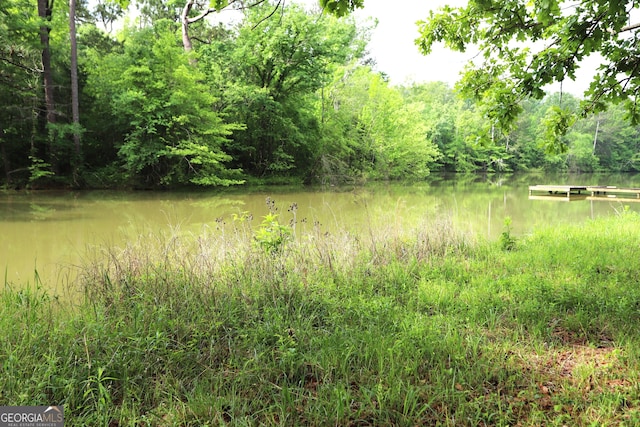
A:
[{"xmin": 2, "ymin": 203, "xmax": 640, "ymax": 425}]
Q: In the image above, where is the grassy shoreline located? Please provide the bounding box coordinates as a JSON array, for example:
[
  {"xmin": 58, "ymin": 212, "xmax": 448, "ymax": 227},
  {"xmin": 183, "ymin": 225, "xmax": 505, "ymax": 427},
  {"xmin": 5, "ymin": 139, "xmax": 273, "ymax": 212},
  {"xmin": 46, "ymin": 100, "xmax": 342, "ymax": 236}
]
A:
[{"xmin": 2, "ymin": 208, "xmax": 640, "ymax": 426}]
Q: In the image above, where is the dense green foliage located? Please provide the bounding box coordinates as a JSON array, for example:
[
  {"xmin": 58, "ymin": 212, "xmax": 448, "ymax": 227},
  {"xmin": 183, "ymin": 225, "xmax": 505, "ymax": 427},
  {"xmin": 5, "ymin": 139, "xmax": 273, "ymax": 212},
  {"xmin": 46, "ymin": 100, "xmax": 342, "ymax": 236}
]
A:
[
  {"xmin": 3, "ymin": 0, "xmax": 640, "ymax": 188},
  {"xmin": 414, "ymin": 0, "xmax": 640, "ymax": 151},
  {"xmin": 2, "ymin": 207, "xmax": 640, "ymax": 425},
  {"xmin": 85, "ymin": 23, "xmax": 243, "ymax": 186},
  {"xmin": 327, "ymin": 0, "xmax": 640, "ymax": 153}
]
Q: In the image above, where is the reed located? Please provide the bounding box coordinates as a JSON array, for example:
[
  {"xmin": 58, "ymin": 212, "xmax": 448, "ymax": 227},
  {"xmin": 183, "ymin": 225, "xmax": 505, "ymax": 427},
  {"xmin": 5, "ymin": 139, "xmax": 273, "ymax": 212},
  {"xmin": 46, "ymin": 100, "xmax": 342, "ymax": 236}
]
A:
[{"xmin": 1, "ymin": 205, "xmax": 640, "ymax": 426}]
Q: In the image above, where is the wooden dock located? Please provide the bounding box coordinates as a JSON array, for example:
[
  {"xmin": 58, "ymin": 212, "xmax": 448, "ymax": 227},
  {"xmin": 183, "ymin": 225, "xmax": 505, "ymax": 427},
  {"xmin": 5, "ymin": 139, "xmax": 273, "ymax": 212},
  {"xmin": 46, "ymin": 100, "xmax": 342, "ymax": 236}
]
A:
[
  {"xmin": 528, "ymin": 185, "xmax": 587, "ymax": 197},
  {"xmin": 586, "ymin": 186, "xmax": 640, "ymax": 198},
  {"xmin": 529, "ymin": 185, "xmax": 640, "ymax": 200}
]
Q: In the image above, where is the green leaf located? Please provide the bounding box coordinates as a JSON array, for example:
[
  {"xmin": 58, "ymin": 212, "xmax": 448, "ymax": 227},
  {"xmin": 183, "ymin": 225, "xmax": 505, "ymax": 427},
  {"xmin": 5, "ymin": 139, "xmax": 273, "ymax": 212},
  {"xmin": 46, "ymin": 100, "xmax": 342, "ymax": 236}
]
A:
[{"xmin": 209, "ymin": 0, "xmax": 229, "ymax": 11}]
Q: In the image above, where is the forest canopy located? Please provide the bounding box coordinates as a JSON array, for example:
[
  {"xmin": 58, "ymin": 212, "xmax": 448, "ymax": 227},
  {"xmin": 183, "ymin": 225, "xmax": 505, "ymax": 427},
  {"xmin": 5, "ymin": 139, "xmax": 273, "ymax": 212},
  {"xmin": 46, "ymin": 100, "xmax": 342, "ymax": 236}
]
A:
[{"xmin": 1, "ymin": 0, "xmax": 640, "ymax": 189}]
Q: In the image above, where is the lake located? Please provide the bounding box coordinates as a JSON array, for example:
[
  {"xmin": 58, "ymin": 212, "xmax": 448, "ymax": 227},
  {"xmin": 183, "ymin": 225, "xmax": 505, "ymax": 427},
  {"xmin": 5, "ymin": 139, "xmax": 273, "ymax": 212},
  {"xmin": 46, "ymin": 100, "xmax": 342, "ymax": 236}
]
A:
[{"xmin": 2, "ymin": 173, "xmax": 640, "ymax": 294}]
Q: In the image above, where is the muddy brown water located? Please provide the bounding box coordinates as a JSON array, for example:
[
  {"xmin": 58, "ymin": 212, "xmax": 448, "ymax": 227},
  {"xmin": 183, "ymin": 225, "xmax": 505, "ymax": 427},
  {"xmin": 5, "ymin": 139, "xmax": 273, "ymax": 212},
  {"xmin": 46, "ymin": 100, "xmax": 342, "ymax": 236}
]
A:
[{"xmin": 2, "ymin": 174, "xmax": 639, "ymax": 296}]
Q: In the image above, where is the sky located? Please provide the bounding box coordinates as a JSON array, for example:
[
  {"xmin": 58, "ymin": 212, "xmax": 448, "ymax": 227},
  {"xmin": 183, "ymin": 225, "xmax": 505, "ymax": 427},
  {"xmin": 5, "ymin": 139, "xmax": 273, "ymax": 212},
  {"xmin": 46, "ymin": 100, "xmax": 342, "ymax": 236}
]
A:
[{"xmin": 351, "ymin": 0, "xmax": 472, "ymax": 87}]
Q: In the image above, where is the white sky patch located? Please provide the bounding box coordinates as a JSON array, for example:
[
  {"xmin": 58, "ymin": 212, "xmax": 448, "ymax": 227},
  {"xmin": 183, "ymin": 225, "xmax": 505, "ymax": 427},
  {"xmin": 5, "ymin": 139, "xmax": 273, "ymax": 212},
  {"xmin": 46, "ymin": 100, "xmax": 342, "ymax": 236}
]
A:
[{"xmin": 352, "ymin": 0, "xmax": 472, "ymax": 87}]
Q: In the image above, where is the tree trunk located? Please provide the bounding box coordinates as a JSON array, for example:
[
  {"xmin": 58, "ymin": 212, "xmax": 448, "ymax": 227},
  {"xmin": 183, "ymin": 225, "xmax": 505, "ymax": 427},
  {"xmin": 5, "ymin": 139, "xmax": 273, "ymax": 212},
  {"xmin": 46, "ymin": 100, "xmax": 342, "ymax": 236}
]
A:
[
  {"xmin": 593, "ymin": 115, "xmax": 600, "ymax": 154},
  {"xmin": 181, "ymin": 0, "xmax": 195, "ymax": 53},
  {"xmin": 38, "ymin": 0, "xmax": 55, "ymax": 126},
  {"xmin": 37, "ymin": 0, "xmax": 57, "ymax": 171},
  {"xmin": 181, "ymin": 0, "xmax": 227, "ymax": 57},
  {"xmin": 0, "ymin": 124, "xmax": 10, "ymax": 185},
  {"xmin": 70, "ymin": 0, "xmax": 81, "ymax": 180}
]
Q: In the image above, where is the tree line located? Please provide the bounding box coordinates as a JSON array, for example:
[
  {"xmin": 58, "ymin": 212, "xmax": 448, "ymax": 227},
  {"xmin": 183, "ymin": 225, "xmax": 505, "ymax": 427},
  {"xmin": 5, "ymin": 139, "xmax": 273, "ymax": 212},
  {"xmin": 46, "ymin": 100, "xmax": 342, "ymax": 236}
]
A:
[{"xmin": 1, "ymin": 0, "xmax": 640, "ymax": 189}]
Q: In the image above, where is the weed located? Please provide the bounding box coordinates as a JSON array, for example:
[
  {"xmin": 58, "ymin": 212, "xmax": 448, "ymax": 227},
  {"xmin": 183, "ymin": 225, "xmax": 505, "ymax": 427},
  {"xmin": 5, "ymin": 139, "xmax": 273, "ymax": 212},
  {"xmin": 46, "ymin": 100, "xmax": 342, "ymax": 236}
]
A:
[
  {"xmin": 82, "ymin": 367, "xmax": 115, "ymax": 422},
  {"xmin": 254, "ymin": 212, "xmax": 292, "ymax": 255},
  {"xmin": 2, "ymin": 210, "xmax": 640, "ymax": 425},
  {"xmin": 499, "ymin": 216, "xmax": 517, "ymax": 251}
]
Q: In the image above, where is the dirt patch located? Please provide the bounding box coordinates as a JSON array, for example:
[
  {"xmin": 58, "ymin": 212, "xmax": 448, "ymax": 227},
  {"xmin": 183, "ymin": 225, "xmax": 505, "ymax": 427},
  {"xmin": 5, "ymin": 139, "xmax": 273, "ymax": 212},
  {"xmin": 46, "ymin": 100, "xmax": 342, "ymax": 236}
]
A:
[{"xmin": 516, "ymin": 338, "xmax": 630, "ymax": 394}]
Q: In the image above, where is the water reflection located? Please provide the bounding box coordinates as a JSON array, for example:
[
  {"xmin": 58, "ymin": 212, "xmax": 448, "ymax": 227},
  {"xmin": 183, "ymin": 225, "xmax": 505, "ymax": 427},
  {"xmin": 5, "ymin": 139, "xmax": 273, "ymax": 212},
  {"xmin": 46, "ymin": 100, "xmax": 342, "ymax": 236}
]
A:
[
  {"xmin": 530, "ymin": 194, "xmax": 640, "ymax": 203},
  {"xmin": 529, "ymin": 195, "xmax": 589, "ymax": 202}
]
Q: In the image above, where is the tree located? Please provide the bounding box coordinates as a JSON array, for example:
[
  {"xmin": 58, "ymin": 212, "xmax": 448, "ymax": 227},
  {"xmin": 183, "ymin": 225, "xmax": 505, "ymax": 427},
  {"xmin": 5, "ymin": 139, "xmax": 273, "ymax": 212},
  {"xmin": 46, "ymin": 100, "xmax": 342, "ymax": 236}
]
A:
[
  {"xmin": 319, "ymin": 0, "xmax": 363, "ymax": 17},
  {"xmin": 504, "ymin": 99, "xmax": 548, "ymax": 171},
  {"xmin": 135, "ymin": 0, "xmax": 184, "ymax": 24},
  {"xmin": 572, "ymin": 103, "xmax": 640, "ymax": 171},
  {"xmin": 84, "ymin": 23, "xmax": 243, "ymax": 187},
  {"xmin": 413, "ymin": 0, "xmax": 640, "ymax": 149},
  {"xmin": 319, "ymin": 66, "xmax": 441, "ymax": 180},
  {"xmin": 0, "ymin": 0, "xmax": 58, "ymax": 185},
  {"xmin": 214, "ymin": 2, "xmax": 367, "ymax": 178},
  {"xmin": 400, "ymin": 82, "xmax": 462, "ymax": 172},
  {"xmin": 134, "ymin": 0, "xmax": 257, "ymax": 54},
  {"xmin": 323, "ymin": 0, "xmax": 640, "ymax": 151},
  {"xmin": 180, "ymin": 0, "xmax": 242, "ymax": 53},
  {"xmin": 37, "ymin": 0, "xmax": 58, "ymax": 174},
  {"xmin": 70, "ymin": 0, "xmax": 82, "ymax": 181},
  {"xmin": 93, "ymin": 0, "xmax": 126, "ymax": 32},
  {"xmin": 37, "ymin": 0, "xmax": 56, "ymax": 126}
]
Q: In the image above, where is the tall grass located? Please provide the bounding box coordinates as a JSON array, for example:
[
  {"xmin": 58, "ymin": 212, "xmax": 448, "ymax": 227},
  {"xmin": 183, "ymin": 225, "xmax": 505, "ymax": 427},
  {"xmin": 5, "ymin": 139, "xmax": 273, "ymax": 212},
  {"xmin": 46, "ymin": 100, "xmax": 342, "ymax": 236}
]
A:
[{"xmin": 2, "ymin": 203, "xmax": 640, "ymax": 425}]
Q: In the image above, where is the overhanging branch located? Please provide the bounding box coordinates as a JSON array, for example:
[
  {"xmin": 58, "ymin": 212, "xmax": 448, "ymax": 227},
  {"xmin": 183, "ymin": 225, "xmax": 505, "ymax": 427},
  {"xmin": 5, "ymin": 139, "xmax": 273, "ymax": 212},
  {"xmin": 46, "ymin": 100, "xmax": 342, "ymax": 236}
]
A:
[
  {"xmin": 252, "ymin": 0, "xmax": 283, "ymax": 30},
  {"xmin": 621, "ymin": 22, "xmax": 640, "ymax": 32}
]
